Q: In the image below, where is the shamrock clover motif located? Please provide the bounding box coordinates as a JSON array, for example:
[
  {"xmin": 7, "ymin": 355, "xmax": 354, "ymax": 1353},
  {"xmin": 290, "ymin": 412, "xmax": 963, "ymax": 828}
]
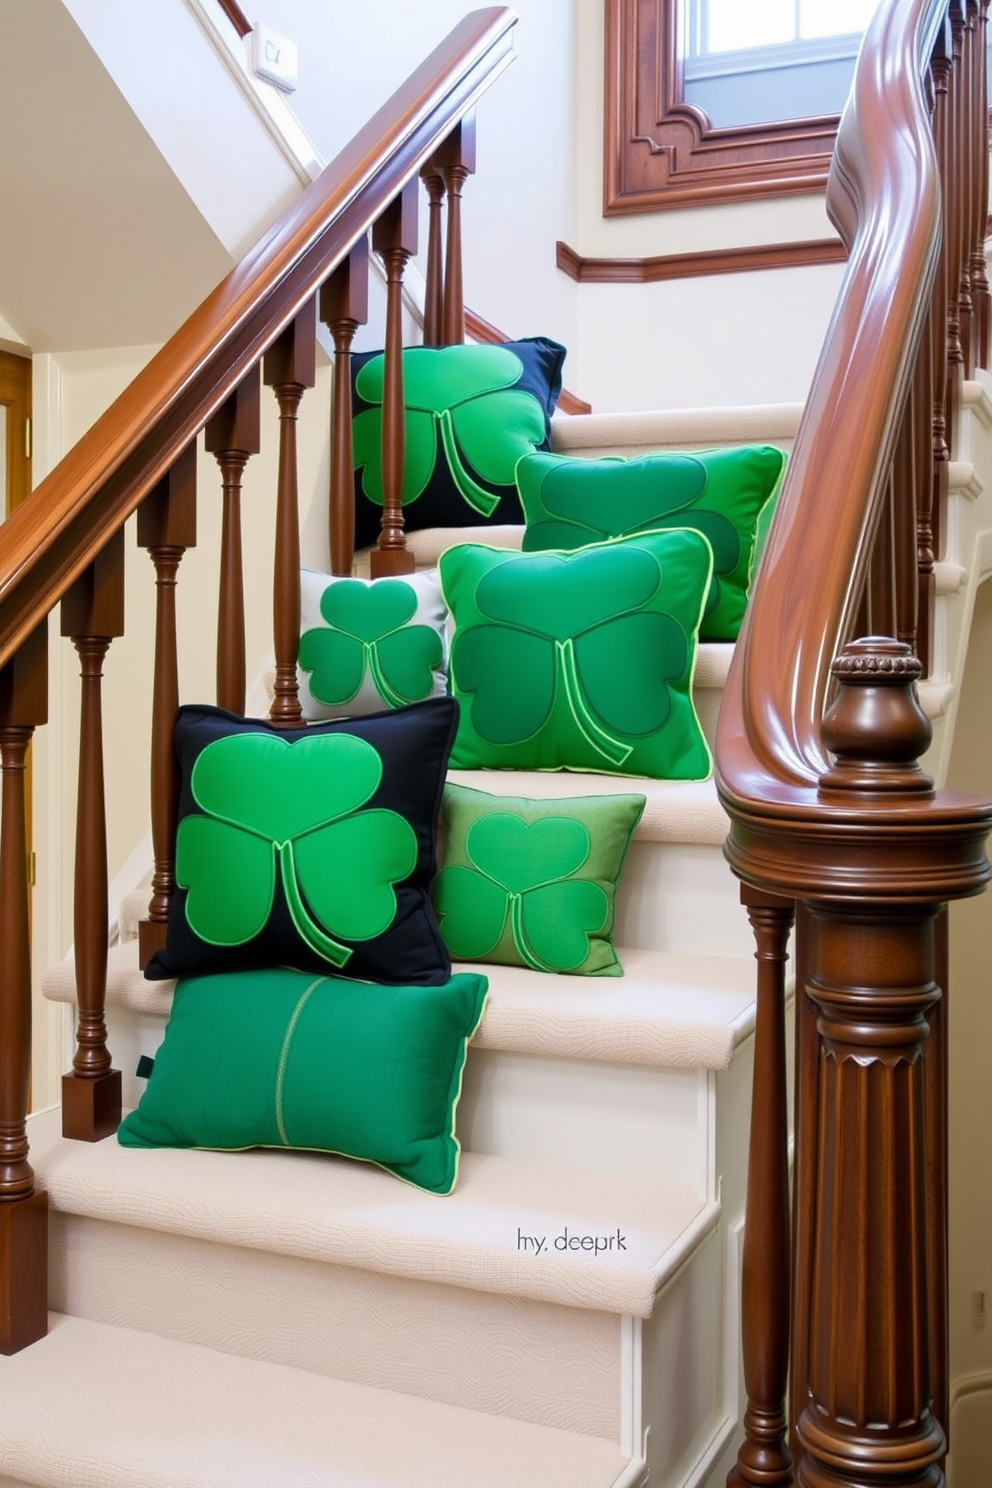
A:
[
  {"xmin": 521, "ymin": 453, "xmax": 740, "ymax": 620},
  {"xmin": 176, "ymin": 731, "xmax": 416, "ymax": 967},
  {"xmin": 435, "ymin": 813, "xmax": 607, "ymax": 973},
  {"xmin": 353, "ymin": 345, "xmax": 547, "ymax": 518},
  {"xmin": 451, "ymin": 546, "xmax": 687, "ymax": 768},
  {"xmin": 298, "ymin": 579, "xmax": 442, "ymax": 711}
]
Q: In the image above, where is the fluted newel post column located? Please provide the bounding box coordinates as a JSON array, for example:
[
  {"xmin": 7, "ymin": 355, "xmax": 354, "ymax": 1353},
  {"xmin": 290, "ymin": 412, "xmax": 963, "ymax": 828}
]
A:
[
  {"xmin": 61, "ymin": 532, "xmax": 125, "ymax": 1142},
  {"xmin": 371, "ymin": 182, "xmax": 418, "ymax": 578},
  {"xmin": 321, "ymin": 238, "xmax": 370, "ymax": 578},
  {"xmin": 136, "ymin": 445, "xmax": 197, "ymax": 967},
  {"xmin": 792, "ymin": 638, "xmax": 986, "ymax": 1488},
  {"xmin": 264, "ymin": 300, "xmax": 316, "ymax": 728},
  {"xmin": 729, "ymin": 887, "xmax": 795, "ymax": 1488},
  {"xmin": 205, "ymin": 367, "xmax": 261, "ymax": 713},
  {"xmin": 0, "ymin": 622, "xmax": 48, "ymax": 1354}
]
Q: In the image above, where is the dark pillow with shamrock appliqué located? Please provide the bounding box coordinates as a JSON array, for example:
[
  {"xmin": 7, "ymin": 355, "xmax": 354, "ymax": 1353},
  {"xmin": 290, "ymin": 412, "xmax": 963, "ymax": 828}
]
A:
[
  {"xmin": 351, "ymin": 337, "xmax": 565, "ymax": 551},
  {"xmin": 439, "ymin": 530, "xmax": 713, "ymax": 781},
  {"xmin": 120, "ymin": 968, "xmax": 489, "ymax": 1195},
  {"xmin": 297, "ymin": 568, "xmax": 448, "ymax": 720},
  {"xmin": 435, "ymin": 783, "xmax": 645, "ymax": 976},
  {"xmin": 517, "ymin": 445, "xmax": 786, "ymax": 641},
  {"xmin": 144, "ymin": 698, "xmax": 458, "ymax": 985}
]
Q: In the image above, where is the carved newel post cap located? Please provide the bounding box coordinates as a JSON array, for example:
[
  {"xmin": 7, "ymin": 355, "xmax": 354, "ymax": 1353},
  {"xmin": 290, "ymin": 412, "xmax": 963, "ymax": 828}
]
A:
[{"xmin": 819, "ymin": 636, "xmax": 933, "ymax": 796}]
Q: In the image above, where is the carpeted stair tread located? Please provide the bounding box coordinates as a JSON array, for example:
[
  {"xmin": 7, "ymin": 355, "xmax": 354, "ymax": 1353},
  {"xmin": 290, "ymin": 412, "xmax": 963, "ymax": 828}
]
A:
[
  {"xmin": 0, "ymin": 1314, "xmax": 631, "ymax": 1488},
  {"xmin": 27, "ymin": 1107, "xmax": 714, "ymax": 1318},
  {"xmin": 44, "ymin": 941, "xmax": 757, "ymax": 1070},
  {"xmin": 549, "ymin": 402, "xmax": 804, "ymax": 456}
]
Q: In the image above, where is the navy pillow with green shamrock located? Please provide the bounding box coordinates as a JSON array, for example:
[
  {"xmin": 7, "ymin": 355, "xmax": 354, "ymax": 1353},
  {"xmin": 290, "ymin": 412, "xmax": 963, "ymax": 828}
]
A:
[
  {"xmin": 435, "ymin": 784, "xmax": 645, "ymax": 976},
  {"xmin": 144, "ymin": 698, "xmax": 458, "ymax": 985},
  {"xmin": 352, "ymin": 337, "xmax": 565, "ymax": 550},
  {"xmin": 517, "ymin": 445, "xmax": 785, "ymax": 641},
  {"xmin": 297, "ymin": 568, "xmax": 448, "ymax": 719},
  {"xmin": 439, "ymin": 530, "xmax": 713, "ymax": 780}
]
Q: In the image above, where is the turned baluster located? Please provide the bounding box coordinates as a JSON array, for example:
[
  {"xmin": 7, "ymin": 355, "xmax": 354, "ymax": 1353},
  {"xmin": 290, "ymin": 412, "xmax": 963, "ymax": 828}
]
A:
[
  {"xmin": 435, "ymin": 117, "xmax": 476, "ymax": 346},
  {"xmin": 729, "ymin": 887, "xmax": 795, "ymax": 1488},
  {"xmin": 371, "ymin": 182, "xmax": 418, "ymax": 578},
  {"xmin": 867, "ymin": 477, "xmax": 897, "ymax": 639},
  {"xmin": 945, "ymin": 4, "xmax": 966, "ymax": 432},
  {"xmin": 321, "ymin": 238, "xmax": 369, "ymax": 577},
  {"xmin": 61, "ymin": 532, "xmax": 124, "ymax": 1142},
  {"xmin": 912, "ymin": 331, "xmax": 936, "ymax": 674},
  {"xmin": 930, "ymin": 19, "xmax": 953, "ymax": 573},
  {"xmin": 968, "ymin": 1, "xmax": 990, "ymax": 368},
  {"xmin": 892, "ymin": 388, "xmax": 919, "ymax": 656},
  {"xmin": 205, "ymin": 367, "xmax": 261, "ymax": 713},
  {"xmin": 421, "ymin": 167, "xmax": 446, "ymax": 347},
  {"xmin": 792, "ymin": 638, "xmax": 990, "ymax": 1488},
  {"xmin": 263, "ymin": 300, "xmax": 317, "ymax": 728},
  {"xmin": 0, "ymin": 622, "xmax": 49, "ymax": 1354},
  {"xmin": 135, "ymin": 445, "xmax": 197, "ymax": 967}
]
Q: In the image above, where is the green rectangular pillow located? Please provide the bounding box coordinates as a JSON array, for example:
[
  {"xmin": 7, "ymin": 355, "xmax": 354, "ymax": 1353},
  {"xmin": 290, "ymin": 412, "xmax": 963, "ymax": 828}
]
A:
[
  {"xmin": 436, "ymin": 784, "xmax": 645, "ymax": 976},
  {"xmin": 439, "ymin": 530, "xmax": 713, "ymax": 780},
  {"xmin": 516, "ymin": 445, "xmax": 785, "ymax": 641},
  {"xmin": 119, "ymin": 968, "xmax": 489, "ymax": 1195}
]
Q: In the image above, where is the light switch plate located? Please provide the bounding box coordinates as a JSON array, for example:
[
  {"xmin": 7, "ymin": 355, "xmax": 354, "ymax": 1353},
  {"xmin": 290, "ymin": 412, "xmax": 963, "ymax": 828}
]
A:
[{"xmin": 252, "ymin": 24, "xmax": 298, "ymax": 93}]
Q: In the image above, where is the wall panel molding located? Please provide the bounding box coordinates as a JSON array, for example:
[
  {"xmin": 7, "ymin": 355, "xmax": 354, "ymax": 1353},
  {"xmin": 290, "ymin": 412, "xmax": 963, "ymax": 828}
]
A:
[{"xmin": 556, "ymin": 237, "xmax": 847, "ymax": 283}]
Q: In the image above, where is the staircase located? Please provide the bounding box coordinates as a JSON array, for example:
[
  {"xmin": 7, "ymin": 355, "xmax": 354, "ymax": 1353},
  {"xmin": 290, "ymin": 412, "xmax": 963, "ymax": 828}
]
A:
[{"xmin": 0, "ymin": 4, "xmax": 990, "ymax": 1487}]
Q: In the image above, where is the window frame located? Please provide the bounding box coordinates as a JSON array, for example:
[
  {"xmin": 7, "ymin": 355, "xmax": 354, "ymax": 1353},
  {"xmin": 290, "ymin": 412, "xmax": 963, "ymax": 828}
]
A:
[{"xmin": 604, "ymin": 0, "xmax": 842, "ymax": 214}]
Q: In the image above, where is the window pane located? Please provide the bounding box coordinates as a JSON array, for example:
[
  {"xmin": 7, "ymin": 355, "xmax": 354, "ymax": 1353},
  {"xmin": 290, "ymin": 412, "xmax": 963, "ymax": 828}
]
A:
[
  {"xmin": 801, "ymin": 0, "xmax": 877, "ymax": 40},
  {"xmin": 706, "ymin": 0, "xmax": 796, "ymax": 53}
]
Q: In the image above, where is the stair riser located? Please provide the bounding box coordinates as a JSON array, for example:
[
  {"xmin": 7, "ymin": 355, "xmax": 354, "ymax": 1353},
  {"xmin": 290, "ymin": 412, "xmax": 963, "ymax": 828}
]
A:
[{"xmin": 615, "ymin": 844, "xmax": 749, "ymax": 958}]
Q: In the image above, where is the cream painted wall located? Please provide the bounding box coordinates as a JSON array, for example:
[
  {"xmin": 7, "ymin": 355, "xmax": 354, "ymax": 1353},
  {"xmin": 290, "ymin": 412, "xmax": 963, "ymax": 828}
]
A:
[{"xmin": 945, "ymin": 576, "xmax": 992, "ymax": 1483}]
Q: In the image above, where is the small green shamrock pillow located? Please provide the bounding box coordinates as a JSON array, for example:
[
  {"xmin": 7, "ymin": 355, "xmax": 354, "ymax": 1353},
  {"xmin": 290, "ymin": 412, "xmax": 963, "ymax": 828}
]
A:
[
  {"xmin": 517, "ymin": 445, "xmax": 785, "ymax": 641},
  {"xmin": 435, "ymin": 784, "xmax": 645, "ymax": 976},
  {"xmin": 120, "ymin": 967, "xmax": 489, "ymax": 1195},
  {"xmin": 351, "ymin": 337, "xmax": 565, "ymax": 549},
  {"xmin": 297, "ymin": 568, "xmax": 448, "ymax": 720},
  {"xmin": 439, "ymin": 531, "xmax": 713, "ymax": 780},
  {"xmin": 144, "ymin": 699, "xmax": 458, "ymax": 985}
]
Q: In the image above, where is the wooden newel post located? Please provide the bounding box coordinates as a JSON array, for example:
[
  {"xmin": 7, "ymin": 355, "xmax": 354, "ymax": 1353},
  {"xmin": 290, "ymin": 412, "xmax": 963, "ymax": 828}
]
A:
[
  {"xmin": 136, "ymin": 444, "xmax": 197, "ymax": 967},
  {"xmin": 371, "ymin": 182, "xmax": 418, "ymax": 579},
  {"xmin": 0, "ymin": 622, "xmax": 49, "ymax": 1354},
  {"xmin": 730, "ymin": 887, "xmax": 795, "ymax": 1487},
  {"xmin": 264, "ymin": 300, "xmax": 317, "ymax": 728},
  {"xmin": 61, "ymin": 531, "xmax": 125, "ymax": 1143},
  {"xmin": 792, "ymin": 638, "xmax": 992, "ymax": 1488}
]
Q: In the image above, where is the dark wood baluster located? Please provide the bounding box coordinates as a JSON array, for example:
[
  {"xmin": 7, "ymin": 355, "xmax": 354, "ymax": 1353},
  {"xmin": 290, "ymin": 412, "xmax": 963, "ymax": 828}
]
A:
[
  {"xmin": 958, "ymin": 2, "xmax": 976, "ymax": 376},
  {"xmin": 867, "ymin": 476, "xmax": 897, "ymax": 639},
  {"xmin": 371, "ymin": 182, "xmax": 418, "ymax": 579},
  {"xmin": 729, "ymin": 887, "xmax": 795, "ymax": 1488},
  {"xmin": 969, "ymin": 2, "xmax": 990, "ymax": 368},
  {"xmin": 0, "ymin": 622, "xmax": 49, "ymax": 1355},
  {"xmin": 892, "ymin": 391, "xmax": 919, "ymax": 655},
  {"xmin": 135, "ymin": 445, "xmax": 197, "ymax": 967},
  {"xmin": 61, "ymin": 532, "xmax": 125, "ymax": 1142},
  {"xmin": 930, "ymin": 19, "xmax": 953, "ymax": 573},
  {"xmin": 796, "ymin": 640, "xmax": 952, "ymax": 1488},
  {"xmin": 205, "ymin": 367, "xmax": 261, "ymax": 713},
  {"xmin": 945, "ymin": 4, "xmax": 966, "ymax": 435},
  {"xmin": 264, "ymin": 301, "xmax": 317, "ymax": 728},
  {"xmin": 435, "ymin": 116, "xmax": 476, "ymax": 346},
  {"xmin": 421, "ymin": 167, "xmax": 446, "ymax": 347},
  {"xmin": 914, "ymin": 320, "xmax": 937, "ymax": 675},
  {"xmin": 321, "ymin": 238, "xmax": 369, "ymax": 577}
]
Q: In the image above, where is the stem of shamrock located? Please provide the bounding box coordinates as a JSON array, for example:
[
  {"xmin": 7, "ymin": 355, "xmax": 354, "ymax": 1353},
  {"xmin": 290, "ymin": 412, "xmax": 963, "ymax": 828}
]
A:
[
  {"xmin": 367, "ymin": 642, "xmax": 415, "ymax": 710},
  {"xmin": 557, "ymin": 639, "xmax": 633, "ymax": 768},
  {"xmin": 509, "ymin": 892, "xmax": 560, "ymax": 974},
  {"xmin": 436, "ymin": 410, "xmax": 501, "ymax": 518},
  {"xmin": 279, "ymin": 843, "xmax": 353, "ymax": 967}
]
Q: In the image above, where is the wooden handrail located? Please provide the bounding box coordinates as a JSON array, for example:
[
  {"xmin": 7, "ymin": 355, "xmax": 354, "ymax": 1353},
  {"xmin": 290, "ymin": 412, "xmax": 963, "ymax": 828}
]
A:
[{"xmin": 0, "ymin": 6, "xmax": 517, "ymax": 673}]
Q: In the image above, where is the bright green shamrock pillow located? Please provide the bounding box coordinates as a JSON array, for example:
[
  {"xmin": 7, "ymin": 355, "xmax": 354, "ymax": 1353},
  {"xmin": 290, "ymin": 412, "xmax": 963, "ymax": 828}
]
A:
[
  {"xmin": 144, "ymin": 699, "xmax": 457, "ymax": 986},
  {"xmin": 297, "ymin": 568, "xmax": 448, "ymax": 719},
  {"xmin": 517, "ymin": 445, "xmax": 785, "ymax": 641},
  {"xmin": 439, "ymin": 531, "xmax": 713, "ymax": 780},
  {"xmin": 351, "ymin": 338, "xmax": 565, "ymax": 549},
  {"xmin": 435, "ymin": 783, "xmax": 645, "ymax": 975},
  {"xmin": 119, "ymin": 967, "xmax": 488, "ymax": 1195}
]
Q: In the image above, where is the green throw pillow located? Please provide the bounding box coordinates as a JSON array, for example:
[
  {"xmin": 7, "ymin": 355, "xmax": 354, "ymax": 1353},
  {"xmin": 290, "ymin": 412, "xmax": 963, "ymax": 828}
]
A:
[
  {"xmin": 119, "ymin": 968, "xmax": 489, "ymax": 1195},
  {"xmin": 439, "ymin": 530, "xmax": 713, "ymax": 780},
  {"xmin": 435, "ymin": 784, "xmax": 645, "ymax": 975},
  {"xmin": 517, "ymin": 445, "xmax": 785, "ymax": 641},
  {"xmin": 297, "ymin": 568, "xmax": 448, "ymax": 719}
]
